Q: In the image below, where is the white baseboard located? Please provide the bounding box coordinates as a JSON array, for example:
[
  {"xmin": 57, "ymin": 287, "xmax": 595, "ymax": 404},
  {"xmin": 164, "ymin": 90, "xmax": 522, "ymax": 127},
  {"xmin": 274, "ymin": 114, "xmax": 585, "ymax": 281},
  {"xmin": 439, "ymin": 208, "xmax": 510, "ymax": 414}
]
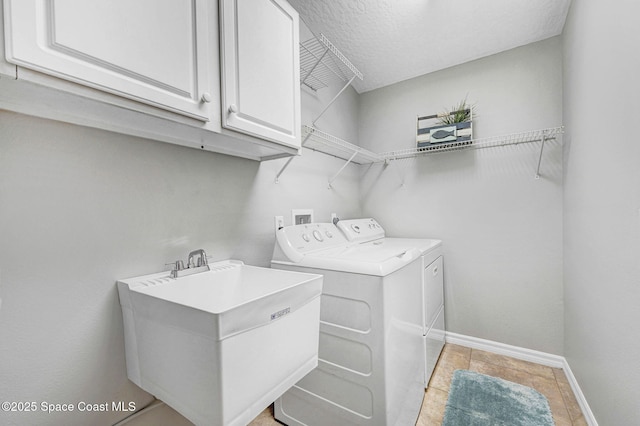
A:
[
  {"xmin": 559, "ymin": 358, "xmax": 599, "ymax": 426},
  {"xmin": 445, "ymin": 332, "xmax": 598, "ymax": 426},
  {"xmin": 445, "ymin": 331, "xmax": 565, "ymax": 368}
]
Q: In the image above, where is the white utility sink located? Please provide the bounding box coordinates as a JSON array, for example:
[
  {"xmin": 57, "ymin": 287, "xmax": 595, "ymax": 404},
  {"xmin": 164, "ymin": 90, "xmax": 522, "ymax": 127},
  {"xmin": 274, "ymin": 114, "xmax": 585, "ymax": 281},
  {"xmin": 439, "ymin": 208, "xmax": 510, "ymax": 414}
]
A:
[{"xmin": 117, "ymin": 260, "xmax": 322, "ymax": 426}]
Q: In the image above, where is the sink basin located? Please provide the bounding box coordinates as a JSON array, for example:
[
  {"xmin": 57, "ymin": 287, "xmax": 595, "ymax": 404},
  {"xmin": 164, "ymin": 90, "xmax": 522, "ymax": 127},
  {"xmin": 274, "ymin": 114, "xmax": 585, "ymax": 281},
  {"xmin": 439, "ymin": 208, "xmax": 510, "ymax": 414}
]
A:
[{"xmin": 117, "ymin": 260, "xmax": 322, "ymax": 426}]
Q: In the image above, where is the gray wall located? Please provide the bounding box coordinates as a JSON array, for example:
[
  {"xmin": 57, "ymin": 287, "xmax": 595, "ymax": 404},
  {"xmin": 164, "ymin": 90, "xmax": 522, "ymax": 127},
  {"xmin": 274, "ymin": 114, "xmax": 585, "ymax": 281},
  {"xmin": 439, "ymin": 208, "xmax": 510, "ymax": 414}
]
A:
[
  {"xmin": 6, "ymin": 5, "xmax": 640, "ymax": 424},
  {"xmin": 358, "ymin": 37, "xmax": 564, "ymax": 354},
  {"xmin": 563, "ymin": 0, "xmax": 640, "ymax": 424},
  {"xmin": 0, "ymin": 85, "xmax": 361, "ymax": 424}
]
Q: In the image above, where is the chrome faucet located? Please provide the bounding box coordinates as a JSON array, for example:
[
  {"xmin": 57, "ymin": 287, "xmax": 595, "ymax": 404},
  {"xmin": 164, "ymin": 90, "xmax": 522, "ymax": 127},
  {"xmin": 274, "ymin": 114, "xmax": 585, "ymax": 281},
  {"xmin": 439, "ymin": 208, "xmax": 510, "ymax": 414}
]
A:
[
  {"xmin": 188, "ymin": 249, "xmax": 209, "ymax": 268},
  {"xmin": 168, "ymin": 249, "xmax": 210, "ymax": 278}
]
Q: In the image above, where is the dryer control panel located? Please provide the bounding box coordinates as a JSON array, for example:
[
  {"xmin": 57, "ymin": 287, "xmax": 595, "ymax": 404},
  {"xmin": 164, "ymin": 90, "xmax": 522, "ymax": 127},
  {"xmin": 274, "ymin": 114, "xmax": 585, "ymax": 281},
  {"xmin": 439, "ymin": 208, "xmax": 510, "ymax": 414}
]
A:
[{"xmin": 337, "ymin": 218, "xmax": 385, "ymax": 243}]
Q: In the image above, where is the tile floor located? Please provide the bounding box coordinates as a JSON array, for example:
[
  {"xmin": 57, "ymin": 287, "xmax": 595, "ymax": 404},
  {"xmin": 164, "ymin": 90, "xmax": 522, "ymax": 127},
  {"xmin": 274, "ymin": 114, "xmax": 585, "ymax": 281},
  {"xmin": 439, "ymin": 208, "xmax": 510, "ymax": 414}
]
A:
[
  {"xmin": 417, "ymin": 344, "xmax": 587, "ymax": 426},
  {"xmin": 249, "ymin": 343, "xmax": 588, "ymax": 426}
]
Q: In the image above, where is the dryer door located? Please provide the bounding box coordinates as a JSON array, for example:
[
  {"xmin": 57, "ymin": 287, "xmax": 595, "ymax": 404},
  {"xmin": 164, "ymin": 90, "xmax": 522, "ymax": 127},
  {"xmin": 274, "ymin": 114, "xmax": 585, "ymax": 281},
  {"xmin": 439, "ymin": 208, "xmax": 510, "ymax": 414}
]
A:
[{"xmin": 424, "ymin": 255, "xmax": 444, "ymax": 328}]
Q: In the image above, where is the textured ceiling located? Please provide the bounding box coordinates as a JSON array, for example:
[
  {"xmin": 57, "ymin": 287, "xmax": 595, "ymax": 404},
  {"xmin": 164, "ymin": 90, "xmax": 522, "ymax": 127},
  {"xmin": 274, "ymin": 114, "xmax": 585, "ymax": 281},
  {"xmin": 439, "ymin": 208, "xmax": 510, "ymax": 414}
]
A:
[{"xmin": 289, "ymin": 0, "xmax": 572, "ymax": 93}]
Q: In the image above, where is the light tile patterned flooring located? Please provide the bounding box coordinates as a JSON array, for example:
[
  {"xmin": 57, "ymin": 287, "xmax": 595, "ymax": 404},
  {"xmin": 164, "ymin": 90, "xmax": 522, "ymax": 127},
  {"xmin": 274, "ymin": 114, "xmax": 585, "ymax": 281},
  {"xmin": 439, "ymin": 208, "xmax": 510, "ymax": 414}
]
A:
[
  {"xmin": 417, "ymin": 344, "xmax": 587, "ymax": 426},
  {"xmin": 249, "ymin": 343, "xmax": 588, "ymax": 426}
]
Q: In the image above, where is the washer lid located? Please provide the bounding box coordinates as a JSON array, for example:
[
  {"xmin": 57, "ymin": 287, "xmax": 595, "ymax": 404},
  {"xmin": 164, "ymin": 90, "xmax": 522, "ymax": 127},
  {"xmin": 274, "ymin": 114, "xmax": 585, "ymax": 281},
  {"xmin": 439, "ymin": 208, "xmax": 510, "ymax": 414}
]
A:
[
  {"xmin": 272, "ymin": 222, "xmax": 424, "ymax": 276},
  {"xmin": 314, "ymin": 243, "xmax": 412, "ymax": 262},
  {"xmin": 274, "ymin": 243, "xmax": 422, "ymax": 276}
]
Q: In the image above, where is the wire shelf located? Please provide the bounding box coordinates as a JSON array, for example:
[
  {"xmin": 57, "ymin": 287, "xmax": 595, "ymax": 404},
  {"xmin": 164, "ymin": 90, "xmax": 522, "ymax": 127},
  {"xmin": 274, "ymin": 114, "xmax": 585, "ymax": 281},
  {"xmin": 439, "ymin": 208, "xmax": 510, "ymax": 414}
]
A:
[
  {"xmin": 300, "ymin": 33, "xmax": 363, "ymax": 92},
  {"xmin": 275, "ymin": 35, "xmax": 364, "ymax": 185},
  {"xmin": 302, "ymin": 125, "xmax": 382, "ymax": 165},
  {"xmin": 381, "ymin": 127, "xmax": 564, "ymax": 161}
]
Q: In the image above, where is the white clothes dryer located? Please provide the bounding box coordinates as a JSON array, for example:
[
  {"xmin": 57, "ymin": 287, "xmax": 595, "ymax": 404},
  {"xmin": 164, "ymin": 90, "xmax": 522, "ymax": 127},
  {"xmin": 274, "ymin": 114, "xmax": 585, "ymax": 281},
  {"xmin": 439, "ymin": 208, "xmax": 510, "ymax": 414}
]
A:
[
  {"xmin": 337, "ymin": 218, "xmax": 445, "ymax": 388},
  {"xmin": 272, "ymin": 222, "xmax": 426, "ymax": 426}
]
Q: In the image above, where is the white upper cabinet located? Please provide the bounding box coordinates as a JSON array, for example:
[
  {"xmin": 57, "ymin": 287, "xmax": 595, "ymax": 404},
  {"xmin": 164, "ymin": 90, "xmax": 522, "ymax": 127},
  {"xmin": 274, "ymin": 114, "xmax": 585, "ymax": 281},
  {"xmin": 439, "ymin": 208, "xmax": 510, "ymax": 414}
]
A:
[
  {"xmin": 220, "ymin": 0, "xmax": 301, "ymax": 148},
  {"xmin": 1, "ymin": 0, "xmax": 301, "ymax": 160},
  {"xmin": 3, "ymin": 0, "xmax": 213, "ymax": 121}
]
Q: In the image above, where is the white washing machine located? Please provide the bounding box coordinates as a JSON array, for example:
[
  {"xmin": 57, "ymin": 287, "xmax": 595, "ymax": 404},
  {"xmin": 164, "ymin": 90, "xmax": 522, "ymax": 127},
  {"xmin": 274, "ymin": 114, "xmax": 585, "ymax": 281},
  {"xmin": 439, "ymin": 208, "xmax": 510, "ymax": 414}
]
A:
[
  {"xmin": 337, "ymin": 218, "xmax": 445, "ymax": 388},
  {"xmin": 272, "ymin": 221, "xmax": 426, "ymax": 426}
]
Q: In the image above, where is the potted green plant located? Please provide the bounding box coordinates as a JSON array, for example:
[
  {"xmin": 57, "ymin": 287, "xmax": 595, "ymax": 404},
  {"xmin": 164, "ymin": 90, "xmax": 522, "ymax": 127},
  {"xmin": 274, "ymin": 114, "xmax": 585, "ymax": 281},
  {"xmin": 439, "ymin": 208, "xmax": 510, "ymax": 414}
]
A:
[{"xmin": 437, "ymin": 98, "xmax": 473, "ymax": 125}]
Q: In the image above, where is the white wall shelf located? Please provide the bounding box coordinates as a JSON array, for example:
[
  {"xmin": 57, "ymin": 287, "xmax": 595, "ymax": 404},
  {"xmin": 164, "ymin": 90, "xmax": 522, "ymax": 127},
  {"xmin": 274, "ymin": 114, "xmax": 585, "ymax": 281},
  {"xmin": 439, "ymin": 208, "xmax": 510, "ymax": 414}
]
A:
[
  {"xmin": 300, "ymin": 33, "xmax": 363, "ymax": 92},
  {"xmin": 301, "ymin": 33, "xmax": 363, "ymax": 128},
  {"xmin": 276, "ymin": 125, "xmax": 381, "ymax": 187},
  {"xmin": 381, "ymin": 126, "xmax": 564, "ymax": 178},
  {"xmin": 302, "ymin": 126, "xmax": 382, "ymax": 165},
  {"xmin": 278, "ymin": 126, "xmax": 563, "ymax": 184},
  {"xmin": 277, "ymin": 32, "xmax": 366, "ymax": 186},
  {"xmin": 304, "ymin": 126, "xmax": 382, "ymax": 188}
]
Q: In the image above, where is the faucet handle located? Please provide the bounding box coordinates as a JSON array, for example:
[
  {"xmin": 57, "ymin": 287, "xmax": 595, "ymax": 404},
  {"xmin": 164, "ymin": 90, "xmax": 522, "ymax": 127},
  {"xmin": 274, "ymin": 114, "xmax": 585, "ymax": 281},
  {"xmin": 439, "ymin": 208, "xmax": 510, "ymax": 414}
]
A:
[
  {"xmin": 165, "ymin": 260, "xmax": 185, "ymax": 271},
  {"xmin": 200, "ymin": 253, "xmax": 212, "ymax": 267}
]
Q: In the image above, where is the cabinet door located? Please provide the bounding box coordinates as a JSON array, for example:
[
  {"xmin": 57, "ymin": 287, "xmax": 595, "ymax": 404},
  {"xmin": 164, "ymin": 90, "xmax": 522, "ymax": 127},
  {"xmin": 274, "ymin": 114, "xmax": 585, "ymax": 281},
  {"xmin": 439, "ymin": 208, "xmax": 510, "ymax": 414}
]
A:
[
  {"xmin": 220, "ymin": 0, "xmax": 301, "ymax": 148},
  {"xmin": 3, "ymin": 0, "xmax": 213, "ymax": 121}
]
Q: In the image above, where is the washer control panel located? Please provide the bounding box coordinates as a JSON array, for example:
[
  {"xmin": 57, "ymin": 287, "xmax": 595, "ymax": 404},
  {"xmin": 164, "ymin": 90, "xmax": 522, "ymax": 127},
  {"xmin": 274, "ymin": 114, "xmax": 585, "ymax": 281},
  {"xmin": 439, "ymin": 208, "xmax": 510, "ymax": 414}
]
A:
[
  {"xmin": 275, "ymin": 223, "xmax": 347, "ymax": 260},
  {"xmin": 337, "ymin": 218, "xmax": 385, "ymax": 242}
]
